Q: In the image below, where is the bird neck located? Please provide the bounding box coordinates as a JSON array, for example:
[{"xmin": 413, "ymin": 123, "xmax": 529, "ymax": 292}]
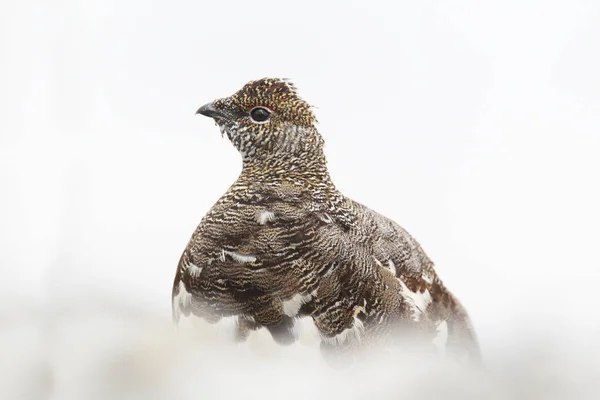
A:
[{"xmin": 239, "ymin": 151, "xmax": 334, "ymax": 188}]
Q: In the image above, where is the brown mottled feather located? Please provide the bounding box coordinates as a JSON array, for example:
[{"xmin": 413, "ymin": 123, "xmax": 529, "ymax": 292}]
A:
[{"xmin": 172, "ymin": 78, "xmax": 480, "ymax": 362}]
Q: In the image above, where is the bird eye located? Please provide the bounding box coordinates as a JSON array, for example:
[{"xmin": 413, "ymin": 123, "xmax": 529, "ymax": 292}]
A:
[{"xmin": 249, "ymin": 106, "xmax": 271, "ymax": 123}]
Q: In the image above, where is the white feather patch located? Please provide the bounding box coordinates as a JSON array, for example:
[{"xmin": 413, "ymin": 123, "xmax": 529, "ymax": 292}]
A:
[
  {"xmin": 282, "ymin": 292, "xmax": 315, "ymax": 317},
  {"xmin": 374, "ymin": 257, "xmax": 397, "ymax": 277},
  {"xmin": 172, "ymin": 281, "xmax": 192, "ymax": 324},
  {"xmin": 398, "ymin": 279, "xmax": 432, "ymax": 322},
  {"xmin": 187, "ymin": 262, "xmax": 203, "ymax": 277},
  {"xmin": 256, "ymin": 210, "xmax": 276, "ymax": 225},
  {"xmin": 388, "ymin": 260, "xmax": 397, "ymax": 276},
  {"xmin": 321, "ymin": 316, "xmax": 365, "ymax": 346},
  {"xmin": 317, "ymin": 213, "xmax": 333, "ymax": 224},
  {"xmin": 422, "ymin": 272, "xmax": 433, "ymax": 285},
  {"xmin": 222, "ymin": 250, "xmax": 257, "ymax": 263}
]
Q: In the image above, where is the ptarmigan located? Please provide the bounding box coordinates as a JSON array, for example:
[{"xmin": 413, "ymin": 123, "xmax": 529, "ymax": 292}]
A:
[{"xmin": 172, "ymin": 78, "xmax": 480, "ymax": 363}]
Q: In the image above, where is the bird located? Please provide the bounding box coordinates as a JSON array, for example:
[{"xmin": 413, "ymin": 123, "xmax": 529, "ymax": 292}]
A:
[{"xmin": 172, "ymin": 77, "xmax": 480, "ymax": 363}]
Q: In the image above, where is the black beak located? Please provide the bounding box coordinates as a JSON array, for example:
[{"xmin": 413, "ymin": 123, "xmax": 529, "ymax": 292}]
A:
[{"xmin": 196, "ymin": 103, "xmax": 228, "ymax": 120}]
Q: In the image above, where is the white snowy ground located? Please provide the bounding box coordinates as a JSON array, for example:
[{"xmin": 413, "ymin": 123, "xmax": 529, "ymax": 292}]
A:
[
  {"xmin": 2, "ymin": 296, "xmax": 600, "ymax": 400},
  {"xmin": 2, "ymin": 0, "xmax": 600, "ymax": 399}
]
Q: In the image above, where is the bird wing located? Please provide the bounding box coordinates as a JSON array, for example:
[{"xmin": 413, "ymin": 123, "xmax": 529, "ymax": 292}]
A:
[
  {"xmin": 172, "ymin": 183, "xmax": 339, "ymax": 343},
  {"xmin": 354, "ymin": 203, "xmax": 481, "ymax": 361}
]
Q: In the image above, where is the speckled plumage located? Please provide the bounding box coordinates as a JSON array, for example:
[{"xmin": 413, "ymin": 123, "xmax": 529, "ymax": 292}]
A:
[{"xmin": 172, "ymin": 78, "xmax": 480, "ymax": 362}]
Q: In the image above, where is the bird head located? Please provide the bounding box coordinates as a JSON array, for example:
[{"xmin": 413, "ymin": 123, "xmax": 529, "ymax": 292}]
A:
[{"xmin": 196, "ymin": 78, "xmax": 323, "ymax": 162}]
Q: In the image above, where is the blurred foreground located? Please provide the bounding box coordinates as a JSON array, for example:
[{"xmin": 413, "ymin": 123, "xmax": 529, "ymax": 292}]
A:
[{"xmin": 1, "ymin": 292, "xmax": 598, "ymax": 400}]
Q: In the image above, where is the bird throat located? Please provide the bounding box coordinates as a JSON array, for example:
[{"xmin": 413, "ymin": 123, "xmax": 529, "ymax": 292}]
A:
[{"xmin": 240, "ymin": 151, "xmax": 333, "ymax": 189}]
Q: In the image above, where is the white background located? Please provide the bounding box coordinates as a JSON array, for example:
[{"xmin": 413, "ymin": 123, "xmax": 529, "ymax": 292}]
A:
[{"xmin": 1, "ymin": 1, "xmax": 599, "ymax": 398}]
